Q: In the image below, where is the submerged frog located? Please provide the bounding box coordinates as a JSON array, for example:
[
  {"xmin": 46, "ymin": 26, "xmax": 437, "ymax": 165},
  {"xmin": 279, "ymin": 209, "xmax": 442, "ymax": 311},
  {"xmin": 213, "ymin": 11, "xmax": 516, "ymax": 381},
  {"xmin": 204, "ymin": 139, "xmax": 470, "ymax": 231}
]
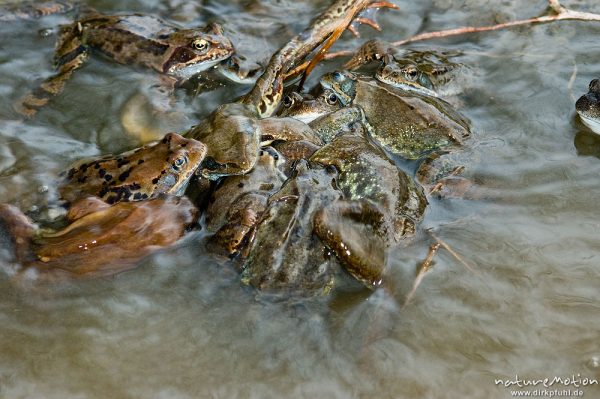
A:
[
  {"xmin": 17, "ymin": 10, "xmax": 234, "ymax": 116},
  {"xmin": 576, "ymin": 78, "xmax": 600, "ymax": 134},
  {"xmin": 205, "ymin": 146, "xmax": 288, "ymax": 257},
  {"xmin": 0, "ymin": 0, "xmax": 73, "ymax": 22},
  {"xmin": 59, "ymin": 132, "xmax": 207, "ymax": 204},
  {"xmin": 0, "ymin": 196, "xmax": 198, "ymax": 279},
  {"xmin": 345, "ymin": 39, "xmax": 467, "ymax": 98},
  {"xmin": 310, "ymin": 130, "xmax": 428, "ymax": 287}
]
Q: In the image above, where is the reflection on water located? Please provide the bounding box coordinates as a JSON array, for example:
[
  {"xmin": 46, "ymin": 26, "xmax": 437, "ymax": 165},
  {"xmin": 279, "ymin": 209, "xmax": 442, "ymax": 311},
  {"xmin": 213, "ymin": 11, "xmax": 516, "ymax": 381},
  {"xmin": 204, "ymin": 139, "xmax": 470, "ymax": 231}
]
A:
[{"xmin": 1, "ymin": 0, "xmax": 600, "ymax": 398}]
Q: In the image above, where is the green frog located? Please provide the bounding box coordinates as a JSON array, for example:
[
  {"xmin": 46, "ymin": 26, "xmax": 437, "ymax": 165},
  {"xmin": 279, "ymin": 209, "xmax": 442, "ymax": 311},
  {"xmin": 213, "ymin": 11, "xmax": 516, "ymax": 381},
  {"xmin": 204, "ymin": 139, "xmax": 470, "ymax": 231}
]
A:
[
  {"xmin": 59, "ymin": 132, "xmax": 207, "ymax": 204},
  {"xmin": 0, "ymin": 195, "xmax": 198, "ymax": 279},
  {"xmin": 204, "ymin": 146, "xmax": 288, "ymax": 257},
  {"xmin": 17, "ymin": 11, "xmax": 234, "ymax": 117},
  {"xmin": 576, "ymin": 78, "xmax": 600, "ymax": 134},
  {"xmin": 240, "ymin": 160, "xmax": 342, "ymax": 293},
  {"xmin": 345, "ymin": 39, "xmax": 467, "ymax": 98},
  {"xmin": 310, "ymin": 130, "xmax": 428, "ymax": 287}
]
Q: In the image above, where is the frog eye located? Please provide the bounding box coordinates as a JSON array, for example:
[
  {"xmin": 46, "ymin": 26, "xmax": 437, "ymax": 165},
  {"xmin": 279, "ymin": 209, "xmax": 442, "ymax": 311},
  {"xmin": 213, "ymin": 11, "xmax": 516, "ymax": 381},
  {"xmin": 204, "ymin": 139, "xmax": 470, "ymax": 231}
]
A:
[
  {"xmin": 172, "ymin": 156, "xmax": 187, "ymax": 171},
  {"xmin": 282, "ymin": 95, "xmax": 294, "ymax": 108},
  {"xmin": 325, "ymin": 92, "xmax": 338, "ymax": 105},
  {"xmin": 332, "ymin": 71, "xmax": 344, "ymax": 81},
  {"xmin": 406, "ymin": 68, "xmax": 418, "ymax": 79},
  {"xmin": 192, "ymin": 39, "xmax": 209, "ymax": 53}
]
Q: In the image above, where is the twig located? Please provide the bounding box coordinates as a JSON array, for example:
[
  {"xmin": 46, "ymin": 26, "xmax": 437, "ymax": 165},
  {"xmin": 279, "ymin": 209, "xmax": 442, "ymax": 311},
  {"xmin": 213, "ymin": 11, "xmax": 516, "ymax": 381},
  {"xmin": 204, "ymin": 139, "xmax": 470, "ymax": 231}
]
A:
[
  {"xmin": 391, "ymin": 0, "xmax": 600, "ymax": 47},
  {"xmin": 287, "ymin": 0, "xmax": 600, "ymax": 77},
  {"xmin": 403, "ymin": 243, "xmax": 440, "ymax": 306},
  {"xmin": 429, "ymin": 232, "xmax": 477, "ymax": 274}
]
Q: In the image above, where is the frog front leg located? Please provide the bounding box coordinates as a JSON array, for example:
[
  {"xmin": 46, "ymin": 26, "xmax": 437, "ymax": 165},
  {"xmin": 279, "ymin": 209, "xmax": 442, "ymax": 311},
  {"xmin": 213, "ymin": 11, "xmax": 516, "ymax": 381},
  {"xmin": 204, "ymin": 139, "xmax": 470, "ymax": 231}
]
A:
[
  {"xmin": 416, "ymin": 148, "xmax": 476, "ymax": 199},
  {"xmin": 16, "ymin": 25, "xmax": 90, "ymax": 117},
  {"xmin": 313, "ymin": 199, "xmax": 388, "ymax": 288}
]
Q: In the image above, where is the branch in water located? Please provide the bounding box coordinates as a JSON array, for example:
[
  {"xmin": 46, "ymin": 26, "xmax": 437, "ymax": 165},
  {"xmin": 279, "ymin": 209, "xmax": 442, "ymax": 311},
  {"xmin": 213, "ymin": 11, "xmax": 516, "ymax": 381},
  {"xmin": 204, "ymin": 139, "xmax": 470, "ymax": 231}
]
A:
[
  {"xmin": 291, "ymin": 0, "xmax": 600, "ymax": 73},
  {"xmin": 392, "ymin": 0, "xmax": 600, "ymax": 46}
]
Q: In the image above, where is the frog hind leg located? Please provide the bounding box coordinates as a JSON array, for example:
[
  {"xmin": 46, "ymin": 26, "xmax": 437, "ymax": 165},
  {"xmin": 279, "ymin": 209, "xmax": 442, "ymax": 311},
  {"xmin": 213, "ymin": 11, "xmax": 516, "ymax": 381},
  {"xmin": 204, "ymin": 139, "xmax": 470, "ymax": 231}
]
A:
[
  {"xmin": 313, "ymin": 200, "xmax": 388, "ymax": 289},
  {"xmin": 16, "ymin": 28, "xmax": 89, "ymax": 118},
  {"xmin": 416, "ymin": 149, "xmax": 480, "ymax": 199}
]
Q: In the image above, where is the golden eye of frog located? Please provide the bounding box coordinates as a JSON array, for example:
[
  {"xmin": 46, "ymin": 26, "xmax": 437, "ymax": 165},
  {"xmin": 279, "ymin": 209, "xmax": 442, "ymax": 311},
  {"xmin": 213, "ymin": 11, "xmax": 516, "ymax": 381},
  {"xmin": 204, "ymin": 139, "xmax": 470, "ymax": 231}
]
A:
[{"xmin": 59, "ymin": 132, "xmax": 207, "ymax": 204}]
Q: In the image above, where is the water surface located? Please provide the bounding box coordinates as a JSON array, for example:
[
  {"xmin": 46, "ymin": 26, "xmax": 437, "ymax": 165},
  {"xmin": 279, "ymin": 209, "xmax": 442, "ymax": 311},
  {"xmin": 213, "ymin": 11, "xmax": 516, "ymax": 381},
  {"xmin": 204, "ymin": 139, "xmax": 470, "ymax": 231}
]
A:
[{"xmin": 1, "ymin": 0, "xmax": 600, "ymax": 398}]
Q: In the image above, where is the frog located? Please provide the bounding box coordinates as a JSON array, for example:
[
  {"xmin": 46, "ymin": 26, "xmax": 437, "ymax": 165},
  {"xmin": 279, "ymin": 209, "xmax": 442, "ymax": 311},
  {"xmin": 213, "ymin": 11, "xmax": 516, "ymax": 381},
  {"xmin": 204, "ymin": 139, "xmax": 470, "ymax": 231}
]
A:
[
  {"xmin": 204, "ymin": 146, "xmax": 288, "ymax": 257},
  {"xmin": 185, "ymin": 102, "xmax": 322, "ymax": 181},
  {"xmin": 59, "ymin": 132, "xmax": 207, "ymax": 205},
  {"xmin": 344, "ymin": 39, "xmax": 468, "ymax": 98},
  {"xmin": 0, "ymin": 195, "xmax": 198, "ymax": 279},
  {"xmin": 575, "ymin": 78, "xmax": 600, "ymax": 134},
  {"xmin": 310, "ymin": 129, "xmax": 428, "ymax": 287},
  {"xmin": 16, "ymin": 9, "xmax": 234, "ymax": 117},
  {"xmin": 240, "ymin": 160, "xmax": 343, "ymax": 293}
]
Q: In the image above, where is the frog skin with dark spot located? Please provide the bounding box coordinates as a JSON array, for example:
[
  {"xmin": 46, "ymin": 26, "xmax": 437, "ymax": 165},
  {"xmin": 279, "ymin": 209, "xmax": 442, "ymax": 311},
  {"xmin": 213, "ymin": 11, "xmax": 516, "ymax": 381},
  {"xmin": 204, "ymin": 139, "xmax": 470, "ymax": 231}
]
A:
[
  {"xmin": 204, "ymin": 147, "xmax": 288, "ymax": 257},
  {"xmin": 59, "ymin": 132, "xmax": 206, "ymax": 205},
  {"xmin": 576, "ymin": 78, "xmax": 600, "ymax": 134},
  {"xmin": 17, "ymin": 11, "xmax": 234, "ymax": 116},
  {"xmin": 240, "ymin": 161, "xmax": 342, "ymax": 294},
  {"xmin": 0, "ymin": 196, "xmax": 198, "ymax": 279},
  {"xmin": 310, "ymin": 130, "xmax": 428, "ymax": 287}
]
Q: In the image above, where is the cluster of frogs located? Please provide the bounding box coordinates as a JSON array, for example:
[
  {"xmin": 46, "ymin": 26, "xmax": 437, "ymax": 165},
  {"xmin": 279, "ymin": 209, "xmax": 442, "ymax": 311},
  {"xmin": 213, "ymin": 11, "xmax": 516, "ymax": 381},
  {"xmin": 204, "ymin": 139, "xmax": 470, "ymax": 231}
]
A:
[{"xmin": 0, "ymin": 2, "xmax": 475, "ymax": 293}]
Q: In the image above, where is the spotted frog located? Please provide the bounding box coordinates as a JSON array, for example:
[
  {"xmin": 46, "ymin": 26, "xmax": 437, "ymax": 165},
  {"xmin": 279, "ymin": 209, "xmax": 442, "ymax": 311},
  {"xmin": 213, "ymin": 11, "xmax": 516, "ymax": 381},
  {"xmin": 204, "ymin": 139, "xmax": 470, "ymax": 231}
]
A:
[
  {"xmin": 0, "ymin": 195, "xmax": 198, "ymax": 279},
  {"xmin": 59, "ymin": 132, "xmax": 206, "ymax": 204},
  {"xmin": 17, "ymin": 11, "xmax": 234, "ymax": 116}
]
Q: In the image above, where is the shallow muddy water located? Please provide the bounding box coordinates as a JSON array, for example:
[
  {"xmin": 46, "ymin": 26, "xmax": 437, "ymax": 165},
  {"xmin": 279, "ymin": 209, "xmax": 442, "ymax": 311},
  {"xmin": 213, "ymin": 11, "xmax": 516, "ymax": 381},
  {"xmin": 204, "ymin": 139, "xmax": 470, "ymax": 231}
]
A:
[{"xmin": 1, "ymin": 0, "xmax": 600, "ymax": 398}]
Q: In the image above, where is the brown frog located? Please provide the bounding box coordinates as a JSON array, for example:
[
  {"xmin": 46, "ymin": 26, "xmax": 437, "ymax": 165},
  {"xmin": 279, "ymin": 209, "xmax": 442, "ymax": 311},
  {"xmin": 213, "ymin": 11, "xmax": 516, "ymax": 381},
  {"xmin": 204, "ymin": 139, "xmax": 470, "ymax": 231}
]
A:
[
  {"xmin": 59, "ymin": 132, "xmax": 207, "ymax": 204},
  {"xmin": 0, "ymin": 195, "xmax": 198, "ymax": 279},
  {"xmin": 204, "ymin": 146, "xmax": 288, "ymax": 257},
  {"xmin": 17, "ymin": 10, "xmax": 234, "ymax": 116}
]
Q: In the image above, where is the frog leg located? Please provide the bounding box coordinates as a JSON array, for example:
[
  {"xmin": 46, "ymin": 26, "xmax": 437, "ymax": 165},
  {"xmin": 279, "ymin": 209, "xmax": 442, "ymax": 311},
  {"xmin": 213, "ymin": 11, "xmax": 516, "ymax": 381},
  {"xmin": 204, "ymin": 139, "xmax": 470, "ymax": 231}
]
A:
[
  {"xmin": 66, "ymin": 197, "xmax": 111, "ymax": 222},
  {"xmin": 313, "ymin": 199, "xmax": 388, "ymax": 289},
  {"xmin": 16, "ymin": 27, "xmax": 89, "ymax": 117},
  {"xmin": 416, "ymin": 150, "xmax": 476, "ymax": 199},
  {"xmin": 309, "ymin": 106, "xmax": 364, "ymax": 143},
  {"xmin": 347, "ymin": 2, "xmax": 399, "ymax": 38},
  {"xmin": 0, "ymin": 204, "xmax": 37, "ymax": 264}
]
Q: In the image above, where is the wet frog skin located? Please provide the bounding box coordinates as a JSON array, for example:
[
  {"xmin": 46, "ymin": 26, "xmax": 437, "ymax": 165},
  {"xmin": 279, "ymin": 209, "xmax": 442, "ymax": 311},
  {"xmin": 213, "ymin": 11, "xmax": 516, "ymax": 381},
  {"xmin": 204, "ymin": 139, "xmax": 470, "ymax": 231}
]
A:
[
  {"xmin": 241, "ymin": 161, "xmax": 342, "ymax": 293},
  {"xmin": 59, "ymin": 132, "xmax": 207, "ymax": 204},
  {"xmin": 205, "ymin": 147, "xmax": 288, "ymax": 257},
  {"xmin": 576, "ymin": 79, "xmax": 600, "ymax": 134},
  {"xmin": 17, "ymin": 12, "xmax": 234, "ymax": 116},
  {"xmin": 310, "ymin": 131, "xmax": 428, "ymax": 287},
  {"xmin": 0, "ymin": 196, "xmax": 198, "ymax": 279}
]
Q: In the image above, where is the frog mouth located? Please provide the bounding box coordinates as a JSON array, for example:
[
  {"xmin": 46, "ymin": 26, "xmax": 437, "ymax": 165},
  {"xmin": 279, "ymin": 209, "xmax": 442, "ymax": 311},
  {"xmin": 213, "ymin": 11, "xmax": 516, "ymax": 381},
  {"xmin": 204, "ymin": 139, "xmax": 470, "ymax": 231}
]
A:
[{"xmin": 164, "ymin": 48, "xmax": 230, "ymax": 79}]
